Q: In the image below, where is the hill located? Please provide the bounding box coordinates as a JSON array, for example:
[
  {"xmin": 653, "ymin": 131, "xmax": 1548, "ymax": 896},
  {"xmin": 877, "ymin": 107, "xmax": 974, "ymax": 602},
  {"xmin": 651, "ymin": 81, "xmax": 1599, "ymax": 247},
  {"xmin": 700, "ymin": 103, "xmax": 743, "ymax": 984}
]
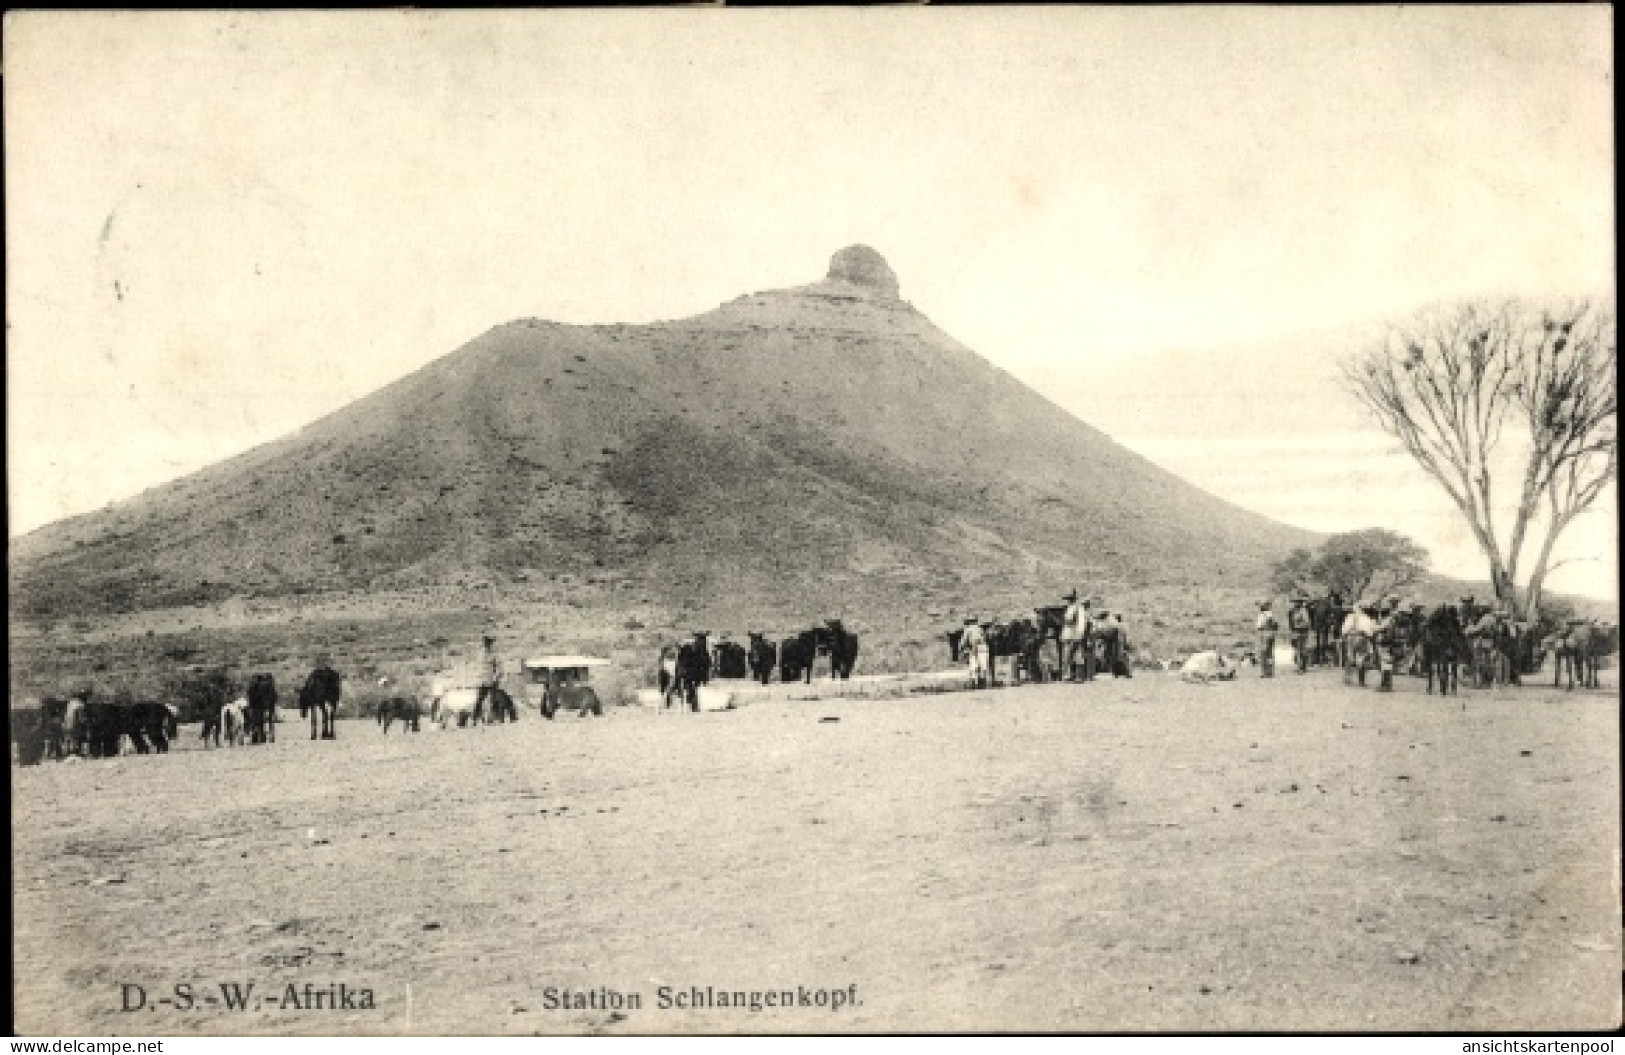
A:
[{"xmin": 10, "ymin": 247, "xmax": 1318, "ymax": 690}]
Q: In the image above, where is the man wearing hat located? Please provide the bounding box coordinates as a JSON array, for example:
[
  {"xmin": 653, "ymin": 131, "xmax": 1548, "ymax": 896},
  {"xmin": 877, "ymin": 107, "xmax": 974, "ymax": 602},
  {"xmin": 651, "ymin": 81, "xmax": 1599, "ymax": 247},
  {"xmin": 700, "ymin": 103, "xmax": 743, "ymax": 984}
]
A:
[
  {"xmin": 1370, "ymin": 598, "xmax": 1400, "ymax": 691},
  {"xmin": 1255, "ymin": 600, "xmax": 1279, "ymax": 678},
  {"xmin": 474, "ymin": 633, "xmax": 504, "ymax": 720},
  {"xmin": 1060, "ymin": 591, "xmax": 1091, "ymax": 682},
  {"xmin": 1465, "ymin": 602, "xmax": 1500, "ymax": 688},
  {"xmin": 961, "ymin": 615, "xmax": 991, "ymax": 690},
  {"xmin": 1288, "ymin": 592, "xmax": 1314, "ymax": 674}
]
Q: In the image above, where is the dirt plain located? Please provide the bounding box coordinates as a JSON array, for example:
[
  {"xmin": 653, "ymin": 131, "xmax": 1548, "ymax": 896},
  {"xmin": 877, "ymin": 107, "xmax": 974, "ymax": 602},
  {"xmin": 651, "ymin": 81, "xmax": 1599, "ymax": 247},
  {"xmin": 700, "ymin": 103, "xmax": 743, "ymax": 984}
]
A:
[{"xmin": 11, "ymin": 666, "xmax": 1620, "ymax": 1035}]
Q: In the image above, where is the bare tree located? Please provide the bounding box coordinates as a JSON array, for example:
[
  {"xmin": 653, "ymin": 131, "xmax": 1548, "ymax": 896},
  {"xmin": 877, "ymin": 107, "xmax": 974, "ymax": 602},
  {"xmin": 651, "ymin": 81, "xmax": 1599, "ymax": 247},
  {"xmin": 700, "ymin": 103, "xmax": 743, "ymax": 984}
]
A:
[{"xmin": 1344, "ymin": 299, "xmax": 1616, "ymax": 619}]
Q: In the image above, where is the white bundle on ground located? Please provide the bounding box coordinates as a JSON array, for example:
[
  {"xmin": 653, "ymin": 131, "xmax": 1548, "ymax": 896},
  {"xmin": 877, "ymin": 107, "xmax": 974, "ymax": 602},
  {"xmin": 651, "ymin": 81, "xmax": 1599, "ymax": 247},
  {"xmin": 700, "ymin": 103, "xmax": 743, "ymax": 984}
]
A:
[{"xmin": 1179, "ymin": 651, "xmax": 1238, "ymax": 684}]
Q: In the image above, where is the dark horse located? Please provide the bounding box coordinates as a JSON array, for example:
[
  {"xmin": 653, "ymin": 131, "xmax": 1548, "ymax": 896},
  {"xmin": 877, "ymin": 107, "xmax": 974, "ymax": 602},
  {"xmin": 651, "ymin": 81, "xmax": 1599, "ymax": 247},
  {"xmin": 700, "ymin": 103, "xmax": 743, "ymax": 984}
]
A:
[
  {"xmin": 780, "ymin": 633, "xmax": 813, "ymax": 683},
  {"xmin": 299, "ymin": 666, "xmax": 342, "ymax": 740},
  {"xmin": 1420, "ymin": 604, "xmax": 1470, "ymax": 696},
  {"xmin": 960, "ymin": 619, "xmax": 1046, "ymax": 685},
  {"xmin": 377, "ymin": 696, "xmax": 422, "ymax": 734},
  {"xmin": 808, "ymin": 620, "xmax": 859, "ymax": 682},
  {"xmin": 673, "ymin": 634, "xmax": 711, "ymax": 712},
  {"xmin": 84, "ymin": 693, "xmax": 178, "ymax": 757},
  {"xmin": 1310, "ymin": 594, "xmax": 1345, "ymax": 667},
  {"xmin": 747, "ymin": 632, "xmax": 778, "ymax": 686},
  {"xmin": 485, "ymin": 687, "xmax": 518, "ymax": 723},
  {"xmin": 245, "ymin": 673, "xmax": 278, "ymax": 744}
]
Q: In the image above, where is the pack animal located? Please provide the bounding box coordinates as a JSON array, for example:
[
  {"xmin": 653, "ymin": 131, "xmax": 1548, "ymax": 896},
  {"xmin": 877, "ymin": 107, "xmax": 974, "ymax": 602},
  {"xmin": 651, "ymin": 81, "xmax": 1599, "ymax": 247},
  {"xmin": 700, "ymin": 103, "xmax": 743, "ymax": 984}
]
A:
[
  {"xmin": 811, "ymin": 621, "xmax": 859, "ymax": 682},
  {"xmin": 712, "ymin": 640, "xmax": 748, "ymax": 680},
  {"xmin": 245, "ymin": 673, "xmax": 278, "ymax": 744},
  {"xmin": 377, "ymin": 697, "xmax": 422, "ymax": 734},
  {"xmin": 221, "ymin": 698, "xmax": 248, "ymax": 746},
  {"xmin": 779, "ymin": 633, "xmax": 814, "ymax": 683},
  {"xmin": 83, "ymin": 695, "xmax": 178, "ymax": 757},
  {"xmin": 1310, "ymin": 594, "xmax": 1344, "ymax": 666},
  {"xmin": 747, "ymin": 633, "xmax": 778, "ymax": 686},
  {"xmin": 673, "ymin": 634, "xmax": 712, "ymax": 710},
  {"xmin": 988, "ymin": 619, "xmax": 1045, "ymax": 684},
  {"xmin": 298, "ymin": 666, "xmax": 342, "ymax": 740},
  {"xmin": 1420, "ymin": 604, "xmax": 1470, "ymax": 696}
]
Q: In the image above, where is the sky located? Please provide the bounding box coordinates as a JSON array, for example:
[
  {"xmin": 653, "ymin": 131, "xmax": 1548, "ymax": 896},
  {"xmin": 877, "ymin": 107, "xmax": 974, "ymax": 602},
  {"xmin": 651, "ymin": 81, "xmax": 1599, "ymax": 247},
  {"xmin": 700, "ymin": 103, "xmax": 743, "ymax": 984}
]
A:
[{"xmin": 6, "ymin": 8, "xmax": 1616, "ymax": 600}]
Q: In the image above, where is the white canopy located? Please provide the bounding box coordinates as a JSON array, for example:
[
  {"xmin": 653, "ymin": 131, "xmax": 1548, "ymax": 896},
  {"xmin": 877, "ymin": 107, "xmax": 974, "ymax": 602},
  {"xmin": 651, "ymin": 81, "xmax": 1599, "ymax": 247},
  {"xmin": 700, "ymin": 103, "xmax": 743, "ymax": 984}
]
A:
[{"xmin": 522, "ymin": 656, "xmax": 611, "ymax": 670}]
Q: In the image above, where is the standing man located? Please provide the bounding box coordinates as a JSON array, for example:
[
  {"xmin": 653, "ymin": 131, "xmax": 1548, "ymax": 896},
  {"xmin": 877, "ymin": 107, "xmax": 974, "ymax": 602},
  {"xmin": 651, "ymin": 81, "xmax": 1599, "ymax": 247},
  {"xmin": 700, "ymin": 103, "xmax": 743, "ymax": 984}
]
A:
[
  {"xmin": 1288, "ymin": 592, "xmax": 1313, "ymax": 674},
  {"xmin": 1255, "ymin": 601, "xmax": 1279, "ymax": 678},
  {"xmin": 474, "ymin": 634, "xmax": 503, "ymax": 722},
  {"xmin": 1371, "ymin": 597, "xmax": 1399, "ymax": 692},
  {"xmin": 1060, "ymin": 591, "xmax": 1084, "ymax": 682},
  {"xmin": 961, "ymin": 616, "xmax": 991, "ymax": 690}
]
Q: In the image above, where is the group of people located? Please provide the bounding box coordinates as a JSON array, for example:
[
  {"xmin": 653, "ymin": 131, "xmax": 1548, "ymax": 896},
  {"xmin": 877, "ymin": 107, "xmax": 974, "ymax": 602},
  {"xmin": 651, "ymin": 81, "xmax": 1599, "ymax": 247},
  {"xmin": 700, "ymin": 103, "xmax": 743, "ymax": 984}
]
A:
[
  {"xmin": 954, "ymin": 591, "xmax": 1132, "ymax": 687},
  {"xmin": 1252, "ymin": 590, "xmax": 1538, "ymax": 691},
  {"xmin": 1055, "ymin": 591, "xmax": 1131, "ymax": 682}
]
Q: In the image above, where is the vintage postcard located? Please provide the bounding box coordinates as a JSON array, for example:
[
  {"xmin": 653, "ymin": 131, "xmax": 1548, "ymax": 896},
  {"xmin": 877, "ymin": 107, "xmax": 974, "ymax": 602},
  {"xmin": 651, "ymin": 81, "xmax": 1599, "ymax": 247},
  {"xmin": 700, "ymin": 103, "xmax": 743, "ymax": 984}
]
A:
[{"xmin": 7, "ymin": 8, "xmax": 1617, "ymax": 1037}]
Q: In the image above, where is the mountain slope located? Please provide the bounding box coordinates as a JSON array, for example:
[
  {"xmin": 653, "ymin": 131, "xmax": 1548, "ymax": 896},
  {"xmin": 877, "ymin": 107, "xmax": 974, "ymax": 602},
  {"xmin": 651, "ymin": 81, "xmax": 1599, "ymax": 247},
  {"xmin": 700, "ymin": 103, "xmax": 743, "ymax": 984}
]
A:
[{"xmin": 11, "ymin": 246, "xmax": 1313, "ymax": 627}]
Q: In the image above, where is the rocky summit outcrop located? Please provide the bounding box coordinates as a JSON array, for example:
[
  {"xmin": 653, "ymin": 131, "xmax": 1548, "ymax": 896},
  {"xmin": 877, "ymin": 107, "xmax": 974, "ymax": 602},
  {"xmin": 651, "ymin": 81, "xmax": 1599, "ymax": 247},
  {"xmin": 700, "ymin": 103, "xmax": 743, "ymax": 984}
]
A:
[
  {"xmin": 825, "ymin": 244, "xmax": 900, "ymax": 299},
  {"xmin": 10, "ymin": 247, "xmax": 1313, "ymax": 628}
]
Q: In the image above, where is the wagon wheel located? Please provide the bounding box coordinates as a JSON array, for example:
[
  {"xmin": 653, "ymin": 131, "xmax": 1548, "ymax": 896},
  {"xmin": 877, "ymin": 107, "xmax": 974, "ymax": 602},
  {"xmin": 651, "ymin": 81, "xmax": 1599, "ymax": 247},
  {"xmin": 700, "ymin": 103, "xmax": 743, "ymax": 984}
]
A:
[{"xmin": 541, "ymin": 691, "xmax": 558, "ymax": 720}]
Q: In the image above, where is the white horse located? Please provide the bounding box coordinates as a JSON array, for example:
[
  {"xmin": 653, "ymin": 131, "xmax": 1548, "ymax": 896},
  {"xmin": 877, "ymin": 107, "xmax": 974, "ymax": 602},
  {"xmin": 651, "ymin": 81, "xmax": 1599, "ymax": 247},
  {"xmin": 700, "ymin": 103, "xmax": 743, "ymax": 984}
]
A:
[
  {"xmin": 222, "ymin": 697, "xmax": 248, "ymax": 746},
  {"xmin": 430, "ymin": 686, "xmax": 483, "ymax": 729}
]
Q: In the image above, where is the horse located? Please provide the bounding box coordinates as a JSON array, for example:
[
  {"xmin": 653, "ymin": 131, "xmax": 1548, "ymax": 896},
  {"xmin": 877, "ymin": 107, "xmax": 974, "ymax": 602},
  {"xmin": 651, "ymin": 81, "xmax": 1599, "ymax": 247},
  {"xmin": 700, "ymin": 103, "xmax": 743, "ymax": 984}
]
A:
[
  {"xmin": 40, "ymin": 696, "xmax": 70, "ymax": 761},
  {"xmin": 747, "ymin": 633, "xmax": 778, "ymax": 686},
  {"xmin": 377, "ymin": 697, "xmax": 422, "ymax": 734},
  {"xmin": 1091, "ymin": 619, "xmax": 1132, "ymax": 678},
  {"xmin": 1549, "ymin": 620, "xmax": 1614, "ymax": 691},
  {"xmin": 298, "ymin": 666, "xmax": 342, "ymax": 740},
  {"xmin": 673, "ymin": 634, "xmax": 712, "ymax": 710},
  {"xmin": 1339, "ymin": 610, "xmax": 1377, "ymax": 686},
  {"xmin": 779, "ymin": 634, "xmax": 813, "ymax": 683},
  {"xmin": 222, "ymin": 698, "xmax": 248, "ymax": 746},
  {"xmin": 812, "ymin": 620, "xmax": 859, "ymax": 681},
  {"xmin": 1420, "ymin": 604, "xmax": 1470, "ymax": 696},
  {"xmin": 1309, "ymin": 594, "xmax": 1344, "ymax": 666},
  {"xmin": 11, "ymin": 700, "xmax": 48, "ymax": 766},
  {"xmin": 487, "ymin": 686, "xmax": 519, "ymax": 723},
  {"xmin": 84, "ymin": 695, "xmax": 177, "ymax": 757},
  {"xmin": 245, "ymin": 673, "xmax": 278, "ymax": 744},
  {"xmin": 62, "ymin": 697, "xmax": 88, "ymax": 757},
  {"xmin": 712, "ymin": 640, "xmax": 749, "ymax": 679},
  {"xmin": 430, "ymin": 686, "xmax": 491, "ymax": 728},
  {"xmin": 988, "ymin": 618, "xmax": 1045, "ymax": 684}
]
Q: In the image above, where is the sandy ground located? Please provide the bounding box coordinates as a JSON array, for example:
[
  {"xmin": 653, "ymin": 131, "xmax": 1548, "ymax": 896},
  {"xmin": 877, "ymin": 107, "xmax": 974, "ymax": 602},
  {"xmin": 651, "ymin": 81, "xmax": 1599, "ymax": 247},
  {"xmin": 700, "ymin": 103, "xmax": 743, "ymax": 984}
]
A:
[{"xmin": 12, "ymin": 669, "xmax": 1621, "ymax": 1035}]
